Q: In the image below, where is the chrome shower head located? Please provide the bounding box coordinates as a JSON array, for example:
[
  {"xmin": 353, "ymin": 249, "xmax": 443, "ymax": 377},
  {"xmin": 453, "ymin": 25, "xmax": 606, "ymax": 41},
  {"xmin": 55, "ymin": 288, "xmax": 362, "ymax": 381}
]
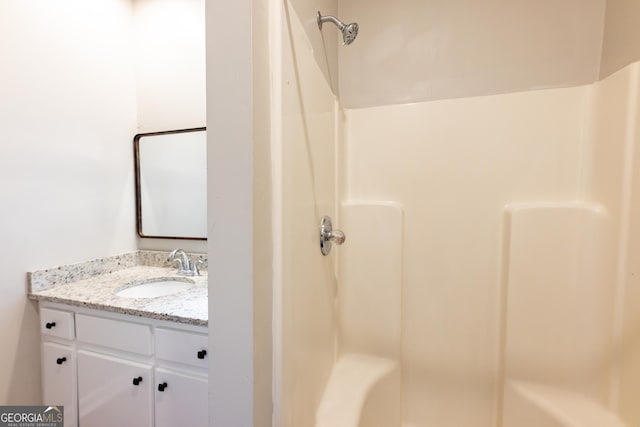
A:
[
  {"xmin": 341, "ymin": 22, "xmax": 359, "ymax": 46},
  {"xmin": 317, "ymin": 11, "xmax": 359, "ymax": 46}
]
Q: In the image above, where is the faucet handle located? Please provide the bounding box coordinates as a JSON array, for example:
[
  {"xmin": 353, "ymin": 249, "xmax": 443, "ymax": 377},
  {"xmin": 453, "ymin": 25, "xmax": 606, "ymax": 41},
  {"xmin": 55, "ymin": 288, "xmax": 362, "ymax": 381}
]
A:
[{"xmin": 190, "ymin": 259, "xmax": 204, "ymax": 276}]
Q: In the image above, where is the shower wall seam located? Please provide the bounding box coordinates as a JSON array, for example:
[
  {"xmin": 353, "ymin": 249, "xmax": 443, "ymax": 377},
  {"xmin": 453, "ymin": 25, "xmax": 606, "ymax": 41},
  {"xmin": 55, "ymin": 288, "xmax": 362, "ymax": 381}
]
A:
[
  {"xmin": 269, "ymin": 0, "xmax": 283, "ymax": 425},
  {"xmin": 577, "ymin": 86, "xmax": 597, "ymax": 202},
  {"xmin": 494, "ymin": 209, "xmax": 513, "ymax": 427},
  {"xmin": 609, "ymin": 64, "xmax": 640, "ymax": 413}
]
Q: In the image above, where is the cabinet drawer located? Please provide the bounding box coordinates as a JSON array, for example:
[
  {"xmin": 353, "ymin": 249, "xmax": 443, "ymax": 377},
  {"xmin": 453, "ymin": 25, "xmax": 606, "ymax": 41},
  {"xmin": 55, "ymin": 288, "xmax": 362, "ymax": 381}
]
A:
[
  {"xmin": 40, "ymin": 308, "xmax": 75, "ymax": 340},
  {"xmin": 156, "ymin": 328, "xmax": 208, "ymax": 369},
  {"xmin": 76, "ymin": 314, "xmax": 152, "ymax": 355}
]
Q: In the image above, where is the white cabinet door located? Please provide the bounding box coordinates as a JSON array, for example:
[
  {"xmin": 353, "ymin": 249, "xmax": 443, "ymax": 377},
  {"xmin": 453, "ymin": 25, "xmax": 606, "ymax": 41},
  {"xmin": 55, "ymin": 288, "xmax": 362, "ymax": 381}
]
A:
[
  {"xmin": 155, "ymin": 368, "xmax": 207, "ymax": 427},
  {"xmin": 42, "ymin": 342, "xmax": 76, "ymax": 427},
  {"xmin": 77, "ymin": 350, "xmax": 153, "ymax": 427}
]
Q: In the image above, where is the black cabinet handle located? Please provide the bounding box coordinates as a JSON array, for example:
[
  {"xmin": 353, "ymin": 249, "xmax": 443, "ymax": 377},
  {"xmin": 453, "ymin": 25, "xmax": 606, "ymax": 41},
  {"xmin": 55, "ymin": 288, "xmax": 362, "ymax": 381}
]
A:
[
  {"xmin": 158, "ymin": 382, "xmax": 168, "ymax": 392},
  {"xmin": 56, "ymin": 357, "xmax": 67, "ymax": 365},
  {"xmin": 133, "ymin": 377, "xmax": 143, "ymax": 386},
  {"xmin": 197, "ymin": 350, "xmax": 207, "ymax": 359},
  {"xmin": 46, "ymin": 322, "xmax": 56, "ymax": 329}
]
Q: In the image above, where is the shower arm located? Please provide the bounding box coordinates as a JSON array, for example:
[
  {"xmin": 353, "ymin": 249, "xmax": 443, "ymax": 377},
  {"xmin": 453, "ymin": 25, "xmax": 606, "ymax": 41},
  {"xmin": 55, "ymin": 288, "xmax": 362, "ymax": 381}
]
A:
[
  {"xmin": 317, "ymin": 13, "xmax": 345, "ymax": 31},
  {"xmin": 316, "ymin": 11, "xmax": 359, "ymax": 46}
]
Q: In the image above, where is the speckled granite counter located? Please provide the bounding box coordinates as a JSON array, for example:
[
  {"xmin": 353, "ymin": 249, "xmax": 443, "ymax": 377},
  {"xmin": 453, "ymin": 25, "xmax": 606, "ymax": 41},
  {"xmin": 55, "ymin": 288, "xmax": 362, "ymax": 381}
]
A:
[{"xmin": 27, "ymin": 251, "xmax": 208, "ymax": 326}]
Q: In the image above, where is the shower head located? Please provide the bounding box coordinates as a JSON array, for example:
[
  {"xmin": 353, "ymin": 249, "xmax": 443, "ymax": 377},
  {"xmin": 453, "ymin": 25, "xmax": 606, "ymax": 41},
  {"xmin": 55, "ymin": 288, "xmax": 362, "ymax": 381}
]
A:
[{"xmin": 317, "ymin": 11, "xmax": 359, "ymax": 46}]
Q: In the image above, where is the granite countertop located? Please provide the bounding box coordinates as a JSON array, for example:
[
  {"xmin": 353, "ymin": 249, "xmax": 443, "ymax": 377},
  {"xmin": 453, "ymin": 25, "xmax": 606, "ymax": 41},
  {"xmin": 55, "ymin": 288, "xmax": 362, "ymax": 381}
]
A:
[{"xmin": 27, "ymin": 251, "xmax": 208, "ymax": 326}]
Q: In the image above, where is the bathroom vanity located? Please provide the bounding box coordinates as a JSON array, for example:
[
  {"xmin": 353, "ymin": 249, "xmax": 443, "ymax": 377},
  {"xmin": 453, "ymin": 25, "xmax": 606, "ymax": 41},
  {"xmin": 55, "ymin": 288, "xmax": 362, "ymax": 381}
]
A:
[{"xmin": 28, "ymin": 251, "xmax": 208, "ymax": 427}]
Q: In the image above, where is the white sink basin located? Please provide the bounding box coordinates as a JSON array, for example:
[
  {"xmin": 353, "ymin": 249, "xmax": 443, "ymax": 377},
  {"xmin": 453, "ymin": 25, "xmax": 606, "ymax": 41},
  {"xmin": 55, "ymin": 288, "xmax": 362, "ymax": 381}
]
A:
[{"xmin": 116, "ymin": 279, "xmax": 193, "ymax": 298}]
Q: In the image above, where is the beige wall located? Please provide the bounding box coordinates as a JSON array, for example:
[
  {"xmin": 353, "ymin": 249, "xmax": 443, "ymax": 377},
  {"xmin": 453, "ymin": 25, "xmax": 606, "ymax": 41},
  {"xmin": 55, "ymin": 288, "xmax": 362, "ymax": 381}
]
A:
[
  {"xmin": 0, "ymin": 0, "xmax": 138, "ymax": 404},
  {"xmin": 287, "ymin": 0, "xmax": 339, "ymax": 95},
  {"xmin": 344, "ymin": 86, "xmax": 589, "ymax": 426},
  {"xmin": 338, "ymin": 0, "xmax": 606, "ymax": 108},
  {"xmin": 600, "ymin": 0, "xmax": 640, "ymax": 79}
]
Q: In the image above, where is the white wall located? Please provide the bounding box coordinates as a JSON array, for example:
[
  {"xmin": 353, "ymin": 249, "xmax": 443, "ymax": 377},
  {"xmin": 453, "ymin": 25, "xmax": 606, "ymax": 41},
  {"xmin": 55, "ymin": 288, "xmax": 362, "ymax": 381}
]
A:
[
  {"xmin": 344, "ymin": 86, "xmax": 589, "ymax": 426},
  {"xmin": 338, "ymin": 0, "xmax": 606, "ymax": 107},
  {"xmin": 206, "ymin": 0, "xmax": 255, "ymax": 425},
  {"xmin": 133, "ymin": 0, "xmax": 207, "ymax": 253},
  {"xmin": 133, "ymin": 0, "xmax": 206, "ymax": 132},
  {"xmin": 0, "ymin": 0, "xmax": 138, "ymax": 404}
]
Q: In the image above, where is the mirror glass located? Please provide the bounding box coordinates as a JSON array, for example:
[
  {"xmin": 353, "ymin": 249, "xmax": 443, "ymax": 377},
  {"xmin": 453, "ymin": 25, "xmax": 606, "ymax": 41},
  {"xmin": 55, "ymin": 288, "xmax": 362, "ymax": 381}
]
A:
[{"xmin": 134, "ymin": 128, "xmax": 207, "ymax": 240}]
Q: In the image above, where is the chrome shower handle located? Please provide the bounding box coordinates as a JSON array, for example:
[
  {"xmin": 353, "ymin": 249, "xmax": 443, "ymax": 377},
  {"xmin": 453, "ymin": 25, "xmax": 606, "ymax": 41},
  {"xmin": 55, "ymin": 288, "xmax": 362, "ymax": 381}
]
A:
[
  {"xmin": 320, "ymin": 216, "xmax": 345, "ymax": 256},
  {"xmin": 327, "ymin": 229, "xmax": 345, "ymax": 245}
]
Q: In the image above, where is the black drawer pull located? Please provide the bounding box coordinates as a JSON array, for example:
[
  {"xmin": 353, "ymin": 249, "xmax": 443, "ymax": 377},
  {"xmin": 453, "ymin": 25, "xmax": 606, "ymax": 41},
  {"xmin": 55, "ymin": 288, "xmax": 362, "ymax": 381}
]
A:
[
  {"xmin": 56, "ymin": 357, "xmax": 67, "ymax": 365},
  {"xmin": 133, "ymin": 377, "xmax": 143, "ymax": 386},
  {"xmin": 45, "ymin": 322, "xmax": 56, "ymax": 329},
  {"xmin": 158, "ymin": 382, "xmax": 168, "ymax": 392},
  {"xmin": 197, "ymin": 350, "xmax": 207, "ymax": 359}
]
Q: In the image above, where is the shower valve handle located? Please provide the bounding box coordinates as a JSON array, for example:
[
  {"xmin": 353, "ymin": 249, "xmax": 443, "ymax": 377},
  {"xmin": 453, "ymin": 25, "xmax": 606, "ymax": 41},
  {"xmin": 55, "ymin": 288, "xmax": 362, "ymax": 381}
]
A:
[
  {"xmin": 328, "ymin": 229, "xmax": 345, "ymax": 245},
  {"xmin": 320, "ymin": 216, "xmax": 345, "ymax": 256}
]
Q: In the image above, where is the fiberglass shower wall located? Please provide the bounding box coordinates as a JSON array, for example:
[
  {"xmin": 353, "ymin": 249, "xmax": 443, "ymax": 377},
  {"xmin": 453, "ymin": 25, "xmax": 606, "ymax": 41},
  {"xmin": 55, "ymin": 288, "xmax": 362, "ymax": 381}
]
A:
[
  {"xmin": 339, "ymin": 73, "xmax": 640, "ymax": 427},
  {"xmin": 274, "ymin": 0, "xmax": 640, "ymax": 426},
  {"xmin": 274, "ymin": 2, "xmax": 340, "ymax": 427},
  {"xmin": 344, "ymin": 87, "xmax": 590, "ymax": 427}
]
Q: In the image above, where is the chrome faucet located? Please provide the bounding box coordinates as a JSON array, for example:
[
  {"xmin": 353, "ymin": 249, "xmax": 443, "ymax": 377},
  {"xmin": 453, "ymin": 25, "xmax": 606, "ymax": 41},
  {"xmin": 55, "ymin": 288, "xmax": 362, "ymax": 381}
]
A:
[{"xmin": 167, "ymin": 249, "xmax": 202, "ymax": 276}]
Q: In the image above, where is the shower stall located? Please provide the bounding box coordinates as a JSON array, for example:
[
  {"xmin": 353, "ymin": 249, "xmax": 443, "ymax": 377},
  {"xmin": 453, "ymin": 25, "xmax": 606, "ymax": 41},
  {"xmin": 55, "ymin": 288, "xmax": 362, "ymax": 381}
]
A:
[{"xmin": 266, "ymin": 1, "xmax": 640, "ymax": 426}]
